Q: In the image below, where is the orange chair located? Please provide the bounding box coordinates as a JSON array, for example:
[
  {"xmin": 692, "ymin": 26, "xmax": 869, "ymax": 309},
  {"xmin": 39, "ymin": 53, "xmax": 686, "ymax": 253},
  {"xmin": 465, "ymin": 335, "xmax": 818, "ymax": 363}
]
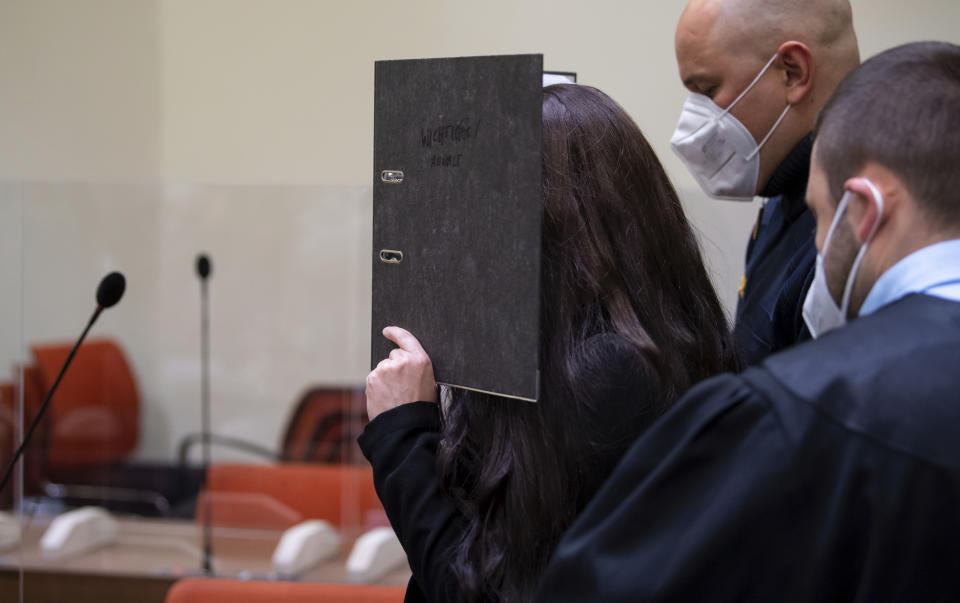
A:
[
  {"xmin": 280, "ymin": 387, "xmax": 368, "ymax": 464},
  {"xmin": 166, "ymin": 578, "xmax": 405, "ymax": 603},
  {"xmin": 197, "ymin": 463, "xmax": 387, "ymax": 530},
  {"xmin": 0, "ymin": 340, "xmax": 148, "ymax": 512},
  {"xmin": 31, "ymin": 338, "xmax": 139, "ymax": 468}
]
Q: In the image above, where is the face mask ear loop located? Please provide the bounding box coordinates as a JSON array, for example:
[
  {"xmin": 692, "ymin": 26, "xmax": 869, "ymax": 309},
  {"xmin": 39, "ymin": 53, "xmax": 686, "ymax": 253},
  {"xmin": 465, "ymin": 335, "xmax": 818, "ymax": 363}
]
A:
[
  {"xmin": 822, "ymin": 191, "xmax": 852, "ymax": 260},
  {"xmin": 717, "ymin": 53, "xmax": 779, "ymax": 120},
  {"xmin": 745, "ymin": 104, "xmax": 791, "ymax": 161},
  {"xmin": 839, "ymin": 180, "xmax": 886, "ymax": 317}
]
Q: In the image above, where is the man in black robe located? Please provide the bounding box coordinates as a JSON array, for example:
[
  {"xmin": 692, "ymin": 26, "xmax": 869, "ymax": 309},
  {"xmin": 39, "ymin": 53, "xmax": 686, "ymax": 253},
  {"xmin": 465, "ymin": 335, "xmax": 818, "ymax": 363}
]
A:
[{"xmin": 536, "ymin": 41, "xmax": 960, "ymax": 602}]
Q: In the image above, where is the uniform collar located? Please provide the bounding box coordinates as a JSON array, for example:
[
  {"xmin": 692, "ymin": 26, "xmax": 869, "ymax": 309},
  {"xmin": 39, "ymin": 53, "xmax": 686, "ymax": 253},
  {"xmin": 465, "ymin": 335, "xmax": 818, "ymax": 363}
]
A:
[{"xmin": 760, "ymin": 133, "xmax": 812, "ymax": 221}]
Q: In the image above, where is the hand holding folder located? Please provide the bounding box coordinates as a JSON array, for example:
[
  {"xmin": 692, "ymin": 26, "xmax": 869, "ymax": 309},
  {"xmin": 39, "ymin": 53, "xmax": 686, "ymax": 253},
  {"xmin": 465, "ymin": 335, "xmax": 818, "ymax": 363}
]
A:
[{"xmin": 366, "ymin": 327, "xmax": 438, "ymax": 421}]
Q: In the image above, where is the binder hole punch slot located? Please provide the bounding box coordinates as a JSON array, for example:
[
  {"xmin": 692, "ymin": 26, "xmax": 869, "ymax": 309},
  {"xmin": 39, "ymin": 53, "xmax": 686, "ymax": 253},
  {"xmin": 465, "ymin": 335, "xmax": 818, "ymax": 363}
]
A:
[
  {"xmin": 379, "ymin": 250, "xmax": 404, "ymax": 264},
  {"xmin": 380, "ymin": 170, "xmax": 404, "ymax": 184}
]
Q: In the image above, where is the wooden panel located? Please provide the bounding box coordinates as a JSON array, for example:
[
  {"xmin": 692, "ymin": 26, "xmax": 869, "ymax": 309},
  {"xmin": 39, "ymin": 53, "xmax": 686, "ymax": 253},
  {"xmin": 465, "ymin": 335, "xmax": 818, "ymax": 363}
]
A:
[{"xmin": 0, "ymin": 568, "xmax": 175, "ymax": 603}]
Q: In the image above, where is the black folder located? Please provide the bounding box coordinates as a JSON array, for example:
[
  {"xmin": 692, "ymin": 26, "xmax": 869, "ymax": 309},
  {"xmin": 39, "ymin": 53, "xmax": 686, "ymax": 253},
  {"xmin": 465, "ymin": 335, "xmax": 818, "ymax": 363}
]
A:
[{"xmin": 371, "ymin": 54, "xmax": 543, "ymax": 402}]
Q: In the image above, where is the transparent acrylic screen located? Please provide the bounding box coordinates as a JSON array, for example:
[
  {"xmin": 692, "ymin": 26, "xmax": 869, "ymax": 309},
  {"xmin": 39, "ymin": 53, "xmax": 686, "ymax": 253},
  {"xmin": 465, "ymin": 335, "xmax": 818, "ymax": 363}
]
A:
[{"xmin": 0, "ymin": 182, "xmax": 403, "ymax": 598}]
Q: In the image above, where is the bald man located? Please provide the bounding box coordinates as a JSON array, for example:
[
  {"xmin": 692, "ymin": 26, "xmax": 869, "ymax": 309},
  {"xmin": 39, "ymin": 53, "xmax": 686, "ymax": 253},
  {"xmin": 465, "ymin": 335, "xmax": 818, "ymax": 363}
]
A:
[{"xmin": 671, "ymin": 0, "xmax": 860, "ymax": 364}]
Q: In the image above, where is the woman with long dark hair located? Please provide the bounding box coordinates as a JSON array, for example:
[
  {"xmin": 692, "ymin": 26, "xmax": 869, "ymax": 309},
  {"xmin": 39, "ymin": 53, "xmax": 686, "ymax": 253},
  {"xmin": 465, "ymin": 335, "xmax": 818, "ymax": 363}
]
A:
[{"xmin": 361, "ymin": 83, "xmax": 741, "ymax": 602}]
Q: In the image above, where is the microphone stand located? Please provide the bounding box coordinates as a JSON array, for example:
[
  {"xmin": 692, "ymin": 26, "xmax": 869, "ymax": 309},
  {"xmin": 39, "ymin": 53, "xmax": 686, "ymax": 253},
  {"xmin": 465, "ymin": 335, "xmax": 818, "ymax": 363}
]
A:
[{"xmin": 198, "ymin": 260, "xmax": 213, "ymax": 575}]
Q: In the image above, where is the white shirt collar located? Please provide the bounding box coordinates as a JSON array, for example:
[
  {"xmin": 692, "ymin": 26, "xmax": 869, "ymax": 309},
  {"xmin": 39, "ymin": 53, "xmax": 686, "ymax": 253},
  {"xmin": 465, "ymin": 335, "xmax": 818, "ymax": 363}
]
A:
[{"xmin": 860, "ymin": 239, "xmax": 960, "ymax": 316}]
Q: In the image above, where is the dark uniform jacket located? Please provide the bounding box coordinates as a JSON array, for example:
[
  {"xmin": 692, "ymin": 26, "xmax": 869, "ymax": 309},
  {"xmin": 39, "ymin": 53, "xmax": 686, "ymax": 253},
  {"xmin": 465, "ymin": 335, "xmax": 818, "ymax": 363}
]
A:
[
  {"xmin": 735, "ymin": 135, "xmax": 816, "ymax": 364},
  {"xmin": 536, "ymin": 294, "xmax": 960, "ymax": 602}
]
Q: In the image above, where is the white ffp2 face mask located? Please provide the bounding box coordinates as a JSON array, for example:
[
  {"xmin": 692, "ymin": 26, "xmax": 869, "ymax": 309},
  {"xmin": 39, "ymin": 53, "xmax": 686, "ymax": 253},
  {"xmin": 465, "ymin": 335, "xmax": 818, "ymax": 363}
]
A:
[
  {"xmin": 671, "ymin": 54, "xmax": 791, "ymax": 201},
  {"xmin": 802, "ymin": 180, "xmax": 885, "ymax": 338}
]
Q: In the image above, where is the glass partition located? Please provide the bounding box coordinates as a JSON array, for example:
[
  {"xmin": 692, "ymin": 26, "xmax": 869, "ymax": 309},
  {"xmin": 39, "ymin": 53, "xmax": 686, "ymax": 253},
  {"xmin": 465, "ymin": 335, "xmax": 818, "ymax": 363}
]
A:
[
  {"xmin": 0, "ymin": 183, "xmax": 25, "ymax": 599},
  {"xmin": 0, "ymin": 182, "xmax": 404, "ymax": 601}
]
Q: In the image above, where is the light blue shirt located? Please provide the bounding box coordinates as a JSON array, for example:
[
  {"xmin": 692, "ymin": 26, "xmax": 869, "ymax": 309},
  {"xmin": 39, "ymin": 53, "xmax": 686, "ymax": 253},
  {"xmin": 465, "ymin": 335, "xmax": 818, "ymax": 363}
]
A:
[{"xmin": 860, "ymin": 239, "xmax": 960, "ymax": 317}]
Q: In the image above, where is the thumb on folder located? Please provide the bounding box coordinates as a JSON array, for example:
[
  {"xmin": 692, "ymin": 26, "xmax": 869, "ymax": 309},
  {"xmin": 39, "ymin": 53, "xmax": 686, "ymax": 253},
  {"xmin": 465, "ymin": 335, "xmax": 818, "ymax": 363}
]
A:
[{"xmin": 365, "ymin": 327, "xmax": 438, "ymax": 420}]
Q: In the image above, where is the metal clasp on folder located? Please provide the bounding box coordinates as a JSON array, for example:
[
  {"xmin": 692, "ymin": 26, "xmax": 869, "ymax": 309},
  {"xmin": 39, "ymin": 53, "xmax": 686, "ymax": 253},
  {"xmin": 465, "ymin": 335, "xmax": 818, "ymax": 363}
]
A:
[
  {"xmin": 380, "ymin": 170, "xmax": 404, "ymax": 184},
  {"xmin": 379, "ymin": 250, "xmax": 403, "ymax": 264}
]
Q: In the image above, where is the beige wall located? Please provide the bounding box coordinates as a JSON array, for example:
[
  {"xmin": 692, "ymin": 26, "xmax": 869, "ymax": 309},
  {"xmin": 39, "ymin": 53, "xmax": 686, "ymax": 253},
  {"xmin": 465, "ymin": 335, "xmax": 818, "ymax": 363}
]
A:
[{"xmin": 1, "ymin": 0, "xmax": 958, "ymax": 460}]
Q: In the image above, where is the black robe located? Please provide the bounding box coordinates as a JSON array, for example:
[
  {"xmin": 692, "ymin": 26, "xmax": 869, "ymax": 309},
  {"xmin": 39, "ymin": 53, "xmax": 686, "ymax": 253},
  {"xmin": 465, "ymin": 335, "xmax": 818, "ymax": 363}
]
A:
[{"xmin": 537, "ymin": 294, "xmax": 960, "ymax": 602}]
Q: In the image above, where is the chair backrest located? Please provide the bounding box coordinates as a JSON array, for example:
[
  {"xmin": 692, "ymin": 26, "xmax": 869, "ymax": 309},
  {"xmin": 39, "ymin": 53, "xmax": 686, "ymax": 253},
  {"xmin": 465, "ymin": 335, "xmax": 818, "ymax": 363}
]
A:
[
  {"xmin": 0, "ymin": 365, "xmax": 51, "ymax": 499},
  {"xmin": 1, "ymin": 365, "xmax": 45, "ymax": 421},
  {"xmin": 166, "ymin": 578, "xmax": 405, "ymax": 603},
  {"xmin": 199, "ymin": 462, "xmax": 386, "ymax": 530},
  {"xmin": 281, "ymin": 387, "xmax": 367, "ymax": 464},
  {"xmin": 0, "ymin": 381, "xmax": 12, "ymax": 508},
  {"xmin": 0, "ymin": 381, "xmax": 14, "ymax": 440},
  {"xmin": 31, "ymin": 338, "xmax": 139, "ymax": 467}
]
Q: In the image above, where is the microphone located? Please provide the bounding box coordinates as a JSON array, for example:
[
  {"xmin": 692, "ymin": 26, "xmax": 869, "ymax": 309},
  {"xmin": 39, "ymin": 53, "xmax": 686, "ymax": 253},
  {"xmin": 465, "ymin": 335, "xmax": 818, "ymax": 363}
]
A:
[
  {"xmin": 196, "ymin": 254, "xmax": 211, "ymax": 281},
  {"xmin": 97, "ymin": 272, "xmax": 126, "ymax": 308},
  {"xmin": 195, "ymin": 254, "xmax": 214, "ymax": 574},
  {"xmin": 0, "ymin": 272, "xmax": 126, "ymax": 494}
]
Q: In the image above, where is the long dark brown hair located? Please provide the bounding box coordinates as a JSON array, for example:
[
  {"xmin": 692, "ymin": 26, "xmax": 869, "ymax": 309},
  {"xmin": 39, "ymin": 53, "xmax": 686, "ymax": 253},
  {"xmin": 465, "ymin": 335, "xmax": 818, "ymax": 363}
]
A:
[{"xmin": 437, "ymin": 84, "xmax": 740, "ymax": 602}]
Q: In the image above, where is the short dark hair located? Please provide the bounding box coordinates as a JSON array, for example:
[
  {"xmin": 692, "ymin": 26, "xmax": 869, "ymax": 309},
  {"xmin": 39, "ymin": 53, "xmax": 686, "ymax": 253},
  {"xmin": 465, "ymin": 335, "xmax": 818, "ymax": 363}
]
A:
[{"xmin": 813, "ymin": 41, "xmax": 960, "ymax": 227}]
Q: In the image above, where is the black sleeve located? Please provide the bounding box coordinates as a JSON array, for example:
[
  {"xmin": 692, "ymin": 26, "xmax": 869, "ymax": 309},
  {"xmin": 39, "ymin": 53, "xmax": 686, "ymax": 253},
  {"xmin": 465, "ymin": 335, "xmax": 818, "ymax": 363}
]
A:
[
  {"xmin": 357, "ymin": 402, "xmax": 463, "ymax": 603},
  {"xmin": 358, "ymin": 336, "xmax": 658, "ymax": 602},
  {"xmin": 535, "ymin": 373, "xmax": 796, "ymax": 602}
]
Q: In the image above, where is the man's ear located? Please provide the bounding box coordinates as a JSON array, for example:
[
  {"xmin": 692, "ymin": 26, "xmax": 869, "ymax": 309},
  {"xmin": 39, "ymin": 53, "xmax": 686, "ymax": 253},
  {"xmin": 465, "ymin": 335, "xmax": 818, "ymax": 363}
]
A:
[
  {"xmin": 778, "ymin": 41, "xmax": 814, "ymax": 105},
  {"xmin": 843, "ymin": 178, "xmax": 884, "ymax": 244}
]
